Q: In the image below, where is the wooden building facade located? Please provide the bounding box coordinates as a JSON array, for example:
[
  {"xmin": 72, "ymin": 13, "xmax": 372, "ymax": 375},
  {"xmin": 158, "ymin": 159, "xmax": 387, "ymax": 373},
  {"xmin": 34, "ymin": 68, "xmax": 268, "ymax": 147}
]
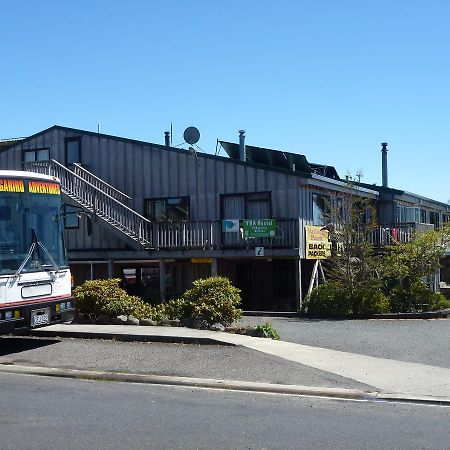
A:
[{"xmin": 1, "ymin": 126, "xmax": 449, "ymax": 310}]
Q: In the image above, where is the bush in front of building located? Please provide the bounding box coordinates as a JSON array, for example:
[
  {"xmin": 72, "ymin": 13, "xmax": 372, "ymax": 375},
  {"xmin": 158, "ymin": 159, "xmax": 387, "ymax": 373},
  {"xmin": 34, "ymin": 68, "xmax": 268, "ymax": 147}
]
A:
[
  {"xmin": 302, "ymin": 282, "xmax": 352, "ymax": 317},
  {"xmin": 388, "ymin": 281, "xmax": 450, "ymax": 313},
  {"xmin": 74, "ymin": 278, "xmax": 157, "ymax": 321},
  {"xmin": 302, "ymin": 281, "xmax": 390, "ymax": 317},
  {"xmin": 163, "ymin": 276, "xmax": 242, "ymax": 326}
]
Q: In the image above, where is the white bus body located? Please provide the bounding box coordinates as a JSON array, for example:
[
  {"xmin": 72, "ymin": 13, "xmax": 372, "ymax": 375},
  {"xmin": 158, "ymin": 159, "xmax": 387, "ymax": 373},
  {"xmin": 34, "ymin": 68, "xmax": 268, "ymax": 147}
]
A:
[{"xmin": 0, "ymin": 171, "xmax": 74, "ymax": 333}]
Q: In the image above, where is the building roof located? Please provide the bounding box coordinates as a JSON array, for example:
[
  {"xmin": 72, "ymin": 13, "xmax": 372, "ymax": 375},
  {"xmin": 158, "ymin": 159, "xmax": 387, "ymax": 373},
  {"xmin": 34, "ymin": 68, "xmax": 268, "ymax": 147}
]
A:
[{"xmin": 0, "ymin": 137, "xmax": 24, "ymax": 150}]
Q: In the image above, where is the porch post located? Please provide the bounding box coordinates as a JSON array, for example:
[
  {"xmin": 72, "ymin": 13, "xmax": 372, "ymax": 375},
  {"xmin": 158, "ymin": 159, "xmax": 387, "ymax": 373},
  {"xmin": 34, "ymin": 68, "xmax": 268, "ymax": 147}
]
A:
[
  {"xmin": 107, "ymin": 259, "xmax": 114, "ymax": 279},
  {"xmin": 211, "ymin": 258, "xmax": 218, "ymax": 276},
  {"xmin": 295, "ymin": 257, "xmax": 303, "ymax": 312},
  {"xmin": 159, "ymin": 259, "xmax": 166, "ymax": 303}
]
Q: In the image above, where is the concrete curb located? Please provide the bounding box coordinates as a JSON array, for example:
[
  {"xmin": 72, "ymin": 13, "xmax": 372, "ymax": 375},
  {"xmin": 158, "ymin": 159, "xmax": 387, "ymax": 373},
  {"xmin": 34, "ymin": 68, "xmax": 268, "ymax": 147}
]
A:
[
  {"xmin": 2, "ymin": 363, "xmax": 449, "ymax": 406},
  {"xmin": 31, "ymin": 327, "xmax": 236, "ymax": 346},
  {"xmin": 0, "ymin": 363, "xmax": 377, "ymax": 401}
]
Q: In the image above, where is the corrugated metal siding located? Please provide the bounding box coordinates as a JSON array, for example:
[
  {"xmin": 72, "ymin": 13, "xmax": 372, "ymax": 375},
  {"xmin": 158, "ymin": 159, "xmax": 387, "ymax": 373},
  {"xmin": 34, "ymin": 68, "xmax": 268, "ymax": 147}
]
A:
[{"xmin": 0, "ymin": 127, "xmax": 329, "ymax": 255}]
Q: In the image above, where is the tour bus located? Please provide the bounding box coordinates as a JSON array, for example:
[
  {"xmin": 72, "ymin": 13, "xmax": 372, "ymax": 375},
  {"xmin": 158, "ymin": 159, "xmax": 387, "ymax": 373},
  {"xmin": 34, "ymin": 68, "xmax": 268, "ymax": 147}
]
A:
[{"xmin": 0, "ymin": 170, "xmax": 74, "ymax": 334}]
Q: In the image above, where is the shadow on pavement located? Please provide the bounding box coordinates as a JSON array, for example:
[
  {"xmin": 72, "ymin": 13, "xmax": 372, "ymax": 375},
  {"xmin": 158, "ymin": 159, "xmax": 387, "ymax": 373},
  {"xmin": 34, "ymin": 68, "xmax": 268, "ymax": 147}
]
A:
[{"xmin": 0, "ymin": 336, "xmax": 60, "ymax": 357}]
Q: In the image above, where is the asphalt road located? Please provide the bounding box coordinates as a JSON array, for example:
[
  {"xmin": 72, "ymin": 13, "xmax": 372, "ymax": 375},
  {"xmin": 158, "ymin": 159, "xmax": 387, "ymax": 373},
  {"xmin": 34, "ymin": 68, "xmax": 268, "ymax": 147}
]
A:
[
  {"xmin": 238, "ymin": 317, "xmax": 450, "ymax": 368},
  {"xmin": 1, "ymin": 373, "xmax": 449, "ymax": 450},
  {"xmin": 0, "ymin": 336, "xmax": 370, "ymax": 390}
]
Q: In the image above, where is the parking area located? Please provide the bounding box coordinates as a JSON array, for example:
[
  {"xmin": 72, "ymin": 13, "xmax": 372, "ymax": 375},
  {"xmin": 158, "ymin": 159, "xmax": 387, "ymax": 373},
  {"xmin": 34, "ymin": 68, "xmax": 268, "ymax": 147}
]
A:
[{"xmin": 237, "ymin": 316, "xmax": 450, "ymax": 368}]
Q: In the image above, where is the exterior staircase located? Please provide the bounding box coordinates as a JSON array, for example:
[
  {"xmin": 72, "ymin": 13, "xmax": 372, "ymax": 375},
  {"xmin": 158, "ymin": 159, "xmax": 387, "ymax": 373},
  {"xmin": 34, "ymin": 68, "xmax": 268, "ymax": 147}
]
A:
[{"xmin": 24, "ymin": 159, "xmax": 154, "ymax": 251}]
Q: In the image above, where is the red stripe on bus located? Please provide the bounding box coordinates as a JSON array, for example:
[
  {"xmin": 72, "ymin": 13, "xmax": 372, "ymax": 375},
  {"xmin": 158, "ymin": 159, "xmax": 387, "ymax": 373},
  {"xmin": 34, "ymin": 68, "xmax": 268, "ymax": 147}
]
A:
[{"xmin": 0, "ymin": 294, "xmax": 73, "ymax": 308}]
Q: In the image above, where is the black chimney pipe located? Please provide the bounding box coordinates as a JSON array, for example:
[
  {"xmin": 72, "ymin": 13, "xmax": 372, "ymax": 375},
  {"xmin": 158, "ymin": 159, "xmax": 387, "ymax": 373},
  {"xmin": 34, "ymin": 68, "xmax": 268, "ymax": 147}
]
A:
[
  {"xmin": 164, "ymin": 131, "xmax": 170, "ymax": 147},
  {"xmin": 381, "ymin": 142, "xmax": 388, "ymax": 187}
]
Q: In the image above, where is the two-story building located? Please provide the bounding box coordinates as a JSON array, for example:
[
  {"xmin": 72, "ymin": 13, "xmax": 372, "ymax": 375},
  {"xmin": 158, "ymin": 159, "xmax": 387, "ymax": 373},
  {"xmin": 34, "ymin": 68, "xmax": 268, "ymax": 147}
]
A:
[{"xmin": 1, "ymin": 126, "xmax": 449, "ymax": 310}]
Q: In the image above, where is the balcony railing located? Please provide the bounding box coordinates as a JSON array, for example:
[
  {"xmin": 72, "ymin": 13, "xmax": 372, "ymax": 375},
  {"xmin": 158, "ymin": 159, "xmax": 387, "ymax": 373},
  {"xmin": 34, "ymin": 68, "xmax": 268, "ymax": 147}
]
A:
[{"xmin": 151, "ymin": 219, "xmax": 300, "ymax": 251}]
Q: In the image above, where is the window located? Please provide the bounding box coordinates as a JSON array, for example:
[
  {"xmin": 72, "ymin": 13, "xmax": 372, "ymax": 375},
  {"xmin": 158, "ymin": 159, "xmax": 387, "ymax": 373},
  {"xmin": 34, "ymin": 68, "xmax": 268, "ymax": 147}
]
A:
[
  {"xmin": 64, "ymin": 205, "xmax": 80, "ymax": 229},
  {"xmin": 221, "ymin": 192, "xmax": 271, "ymax": 220},
  {"xmin": 23, "ymin": 148, "xmax": 50, "ymax": 163},
  {"xmin": 429, "ymin": 211, "xmax": 440, "ymax": 229},
  {"xmin": 420, "ymin": 209, "xmax": 427, "ymax": 224},
  {"xmin": 443, "ymin": 214, "xmax": 450, "ymax": 224},
  {"xmin": 144, "ymin": 197, "xmax": 189, "ymax": 222},
  {"xmin": 312, "ymin": 193, "xmax": 329, "ymax": 226},
  {"xmin": 65, "ymin": 137, "xmax": 81, "ymax": 166}
]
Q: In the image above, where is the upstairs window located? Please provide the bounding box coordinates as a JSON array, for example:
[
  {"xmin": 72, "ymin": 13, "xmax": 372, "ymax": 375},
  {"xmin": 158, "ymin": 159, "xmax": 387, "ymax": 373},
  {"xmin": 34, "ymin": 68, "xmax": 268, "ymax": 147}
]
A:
[
  {"xmin": 429, "ymin": 211, "xmax": 440, "ymax": 229},
  {"xmin": 144, "ymin": 197, "xmax": 190, "ymax": 222},
  {"xmin": 312, "ymin": 193, "xmax": 329, "ymax": 226},
  {"xmin": 221, "ymin": 192, "xmax": 271, "ymax": 220},
  {"xmin": 65, "ymin": 137, "xmax": 81, "ymax": 166},
  {"xmin": 23, "ymin": 148, "xmax": 50, "ymax": 163}
]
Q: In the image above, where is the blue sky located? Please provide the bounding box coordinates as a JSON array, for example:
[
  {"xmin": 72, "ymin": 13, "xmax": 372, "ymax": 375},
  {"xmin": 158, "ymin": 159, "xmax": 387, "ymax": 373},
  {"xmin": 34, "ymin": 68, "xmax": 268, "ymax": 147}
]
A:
[{"xmin": 1, "ymin": 0, "xmax": 449, "ymax": 202}]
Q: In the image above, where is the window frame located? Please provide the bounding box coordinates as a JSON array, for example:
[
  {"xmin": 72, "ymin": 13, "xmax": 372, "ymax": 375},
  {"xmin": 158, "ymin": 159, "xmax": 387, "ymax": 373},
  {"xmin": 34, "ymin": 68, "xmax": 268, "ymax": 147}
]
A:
[
  {"xmin": 143, "ymin": 196, "xmax": 190, "ymax": 222},
  {"xmin": 65, "ymin": 137, "xmax": 82, "ymax": 166},
  {"xmin": 220, "ymin": 191, "xmax": 272, "ymax": 219},
  {"xmin": 312, "ymin": 193, "xmax": 330, "ymax": 226},
  {"xmin": 22, "ymin": 147, "xmax": 50, "ymax": 164}
]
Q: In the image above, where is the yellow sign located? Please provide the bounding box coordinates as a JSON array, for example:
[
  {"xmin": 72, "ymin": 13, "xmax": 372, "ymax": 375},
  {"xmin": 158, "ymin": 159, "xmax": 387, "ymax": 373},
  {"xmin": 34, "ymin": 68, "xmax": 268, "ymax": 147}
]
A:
[
  {"xmin": 28, "ymin": 181, "xmax": 61, "ymax": 195},
  {"xmin": 191, "ymin": 258, "xmax": 213, "ymax": 264},
  {"xmin": 305, "ymin": 225, "xmax": 331, "ymax": 259},
  {"xmin": 0, "ymin": 179, "xmax": 25, "ymax": 193}
]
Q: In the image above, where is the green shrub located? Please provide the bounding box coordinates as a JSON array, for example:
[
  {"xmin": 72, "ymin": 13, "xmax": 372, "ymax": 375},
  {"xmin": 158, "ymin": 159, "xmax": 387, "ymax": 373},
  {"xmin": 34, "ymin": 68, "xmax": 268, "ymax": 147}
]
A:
[
  {"xmin": 74, "ymin": 278, "xmax": 157, "ymax": 321},
  {"xmin": 353, "ymin": 285, "xmax": 390, "ymax": 316},
  {"xmin": 303, "ymin": 282, "xmax": 389, "ymax": 317},
  {"xmin": 302, "ymin": 282, "xmax": 352, "ymax": 317},
  {"xmin": 254, "ymin": 322, "xmax": 280, "ymax": 340},
  {"xmin": 388, "ymin": 281, "xmax": 450, "ymax": 313},
  {"xmin": 179, "ymin": 276, "xmax": 242, "ymax": 326}
]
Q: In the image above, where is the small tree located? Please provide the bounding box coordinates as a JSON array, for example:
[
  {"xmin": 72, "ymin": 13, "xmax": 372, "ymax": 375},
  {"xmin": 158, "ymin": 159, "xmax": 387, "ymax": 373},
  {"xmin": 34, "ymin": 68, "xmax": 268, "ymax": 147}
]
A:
[
  {"xmin": 325, "ymin": 193, "xmax": 381, "ymax": 302},
  {"xmin": 380, "ymin": 224, "xmax": 450, "ymax": 311}
]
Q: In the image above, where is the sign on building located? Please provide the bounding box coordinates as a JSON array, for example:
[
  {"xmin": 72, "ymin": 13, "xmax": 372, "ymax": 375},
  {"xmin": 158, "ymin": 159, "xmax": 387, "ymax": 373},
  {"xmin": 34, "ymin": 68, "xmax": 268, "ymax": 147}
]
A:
[
  {"xmin": 305, "ymin": 225, "xmax": 331, "ymax": 259},
  {"xmin": 222, "ymin": 219, "xmax": 240, "ymax": 232},
  {"xmin": 243, "ymin": 219, "xmax": 277, "ymax": 238}
]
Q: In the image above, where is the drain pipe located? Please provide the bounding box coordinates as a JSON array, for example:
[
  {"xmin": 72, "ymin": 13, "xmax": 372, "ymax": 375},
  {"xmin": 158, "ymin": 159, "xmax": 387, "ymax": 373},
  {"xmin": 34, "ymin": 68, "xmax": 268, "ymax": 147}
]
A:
[
  {"xmin": 239, "ymin": 130, "xmax": 246, "ymax": 162},
  {"xmin": 381, "ymin": 142, "xmax": 388, "ymax": 187}
]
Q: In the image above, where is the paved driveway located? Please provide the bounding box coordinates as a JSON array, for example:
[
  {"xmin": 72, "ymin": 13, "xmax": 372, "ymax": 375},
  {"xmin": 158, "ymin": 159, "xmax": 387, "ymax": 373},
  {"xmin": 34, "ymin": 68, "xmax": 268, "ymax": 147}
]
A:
[{"xmin": 237, "ymin": 316, "xmax": 450, "ymax": 368}]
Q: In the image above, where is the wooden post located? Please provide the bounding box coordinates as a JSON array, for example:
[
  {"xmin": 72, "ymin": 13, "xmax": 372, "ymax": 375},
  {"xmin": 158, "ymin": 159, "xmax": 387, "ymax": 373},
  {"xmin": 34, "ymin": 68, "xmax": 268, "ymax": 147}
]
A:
[
  {"xmin": 295, "ymin": 258, "xmax": 303, "ymax": 311},
  {"xmin": 211, "ymin": 258, "xmax": 218, "ymax": 276},
  {"xmin": 159, "ymin": 259, "xmax": 166, "ymax": 303},
  {"xmin": 307, "ymin": 260, "xmax": 319, "ymax": 298},
  {"xmin": 107, "ymin": 259, "xmax": 114, "ymax": 278}
]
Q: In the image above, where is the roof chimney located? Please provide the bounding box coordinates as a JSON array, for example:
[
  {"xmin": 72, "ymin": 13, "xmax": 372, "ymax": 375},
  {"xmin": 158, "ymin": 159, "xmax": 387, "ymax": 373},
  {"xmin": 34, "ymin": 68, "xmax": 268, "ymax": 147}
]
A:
[
  {"xmin": 381, "ymin": 142, "xmax": 388, "ymax": 187},
  {"xmin": 239, "ymin": 130, "xmax": 246, "ymax": 162},
  {"xmin": 164, "ymin": 131, "xmax": 170, "ymax": 147}
]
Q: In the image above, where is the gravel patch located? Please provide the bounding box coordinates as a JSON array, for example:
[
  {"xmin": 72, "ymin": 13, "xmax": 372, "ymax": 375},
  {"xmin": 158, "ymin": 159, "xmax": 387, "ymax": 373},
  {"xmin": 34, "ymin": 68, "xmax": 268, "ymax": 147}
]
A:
[
  {"xmin": 0, "ymin": 336, "xmax": 371, "ymax": 390},
  {"xmin": 237, "ymin": 316, "xmax": 450, "ymax": 368}
]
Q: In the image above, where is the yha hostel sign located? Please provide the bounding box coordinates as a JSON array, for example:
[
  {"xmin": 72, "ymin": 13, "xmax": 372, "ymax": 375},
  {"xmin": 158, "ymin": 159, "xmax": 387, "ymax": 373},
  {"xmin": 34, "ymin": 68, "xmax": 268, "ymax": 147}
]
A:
[{"xmin": 305, "ymin": 225, "xmax": 331, "ymax": 259}]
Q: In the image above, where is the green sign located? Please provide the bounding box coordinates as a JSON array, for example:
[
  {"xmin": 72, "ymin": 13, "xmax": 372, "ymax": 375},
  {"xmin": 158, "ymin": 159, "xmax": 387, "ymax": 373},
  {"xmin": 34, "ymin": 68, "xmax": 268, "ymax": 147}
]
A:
[{"xmin": 242, "ymin": 219, "xmax": 277, "ymax": 238}]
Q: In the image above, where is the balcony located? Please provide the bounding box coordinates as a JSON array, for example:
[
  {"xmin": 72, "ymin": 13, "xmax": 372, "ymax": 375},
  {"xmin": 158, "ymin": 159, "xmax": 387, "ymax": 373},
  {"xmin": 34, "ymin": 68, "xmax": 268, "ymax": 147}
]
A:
[
  {"xmin": 143, "ymin": 220, "xmax": 430, "ymax": 252},
  {"xmin": 148, "ymin": 219, "xmax": 300, "ymax": 252}
]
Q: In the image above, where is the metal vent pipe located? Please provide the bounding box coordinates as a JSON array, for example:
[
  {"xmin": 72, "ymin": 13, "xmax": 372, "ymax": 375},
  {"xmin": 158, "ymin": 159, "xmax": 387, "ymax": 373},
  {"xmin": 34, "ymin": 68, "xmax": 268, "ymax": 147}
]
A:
[
  {"xmin": 164, "ymin": 131, "xmax": 170, "ymax": 147},
  {"xmin": 239, "ymin": 130, "xmax": 246, "ymax": 162},
  {"xmin": 381, "ymin": 142, "xmax": 388, "ymax": 187}
]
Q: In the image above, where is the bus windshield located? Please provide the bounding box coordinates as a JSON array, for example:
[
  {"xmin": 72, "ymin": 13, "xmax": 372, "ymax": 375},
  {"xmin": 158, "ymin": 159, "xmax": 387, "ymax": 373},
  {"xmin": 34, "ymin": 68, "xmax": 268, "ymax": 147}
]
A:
[{"xmin": 0, "ymin": 178, "xmax": 68, "ymax": 275}]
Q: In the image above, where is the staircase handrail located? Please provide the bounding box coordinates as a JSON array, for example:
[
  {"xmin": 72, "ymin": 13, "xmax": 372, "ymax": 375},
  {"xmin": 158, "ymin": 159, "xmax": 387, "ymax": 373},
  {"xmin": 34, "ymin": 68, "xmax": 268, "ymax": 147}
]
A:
[
  {"xmin": 72, "ymin": 163, "xmax": 131, "ymax": 204},
  {"xmin": 24, "ymin": 160, "xmax": 153, "ymax": 246}
]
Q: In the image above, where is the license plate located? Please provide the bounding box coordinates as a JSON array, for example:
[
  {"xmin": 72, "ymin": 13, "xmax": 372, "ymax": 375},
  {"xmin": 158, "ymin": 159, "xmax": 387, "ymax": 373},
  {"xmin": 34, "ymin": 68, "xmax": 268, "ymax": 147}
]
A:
[{"xmin": 31, "ymin": 308, "xmax": 51, "ymax": 327}]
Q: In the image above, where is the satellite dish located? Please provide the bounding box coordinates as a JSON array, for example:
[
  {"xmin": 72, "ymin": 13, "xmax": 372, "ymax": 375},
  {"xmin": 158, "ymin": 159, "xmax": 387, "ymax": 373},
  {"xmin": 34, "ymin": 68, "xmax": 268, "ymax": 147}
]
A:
[{"xmin": 183, "ymin": 126, "xmax": 200, "ymax": 145}]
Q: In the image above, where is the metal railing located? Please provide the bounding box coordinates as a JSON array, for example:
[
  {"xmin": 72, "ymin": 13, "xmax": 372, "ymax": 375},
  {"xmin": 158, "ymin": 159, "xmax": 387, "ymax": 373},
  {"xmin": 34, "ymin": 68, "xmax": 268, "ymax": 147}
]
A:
[
  {"xmin": 220, "ymin": 219, "xmax": 300, "ymax": 249},
  {"xmin": 72, "ymin": 163, "xmax": 131, "ymax": 204},
  {"xmin": 24, "ymin": 160, "xmax": 153, "ymax": 249}
]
